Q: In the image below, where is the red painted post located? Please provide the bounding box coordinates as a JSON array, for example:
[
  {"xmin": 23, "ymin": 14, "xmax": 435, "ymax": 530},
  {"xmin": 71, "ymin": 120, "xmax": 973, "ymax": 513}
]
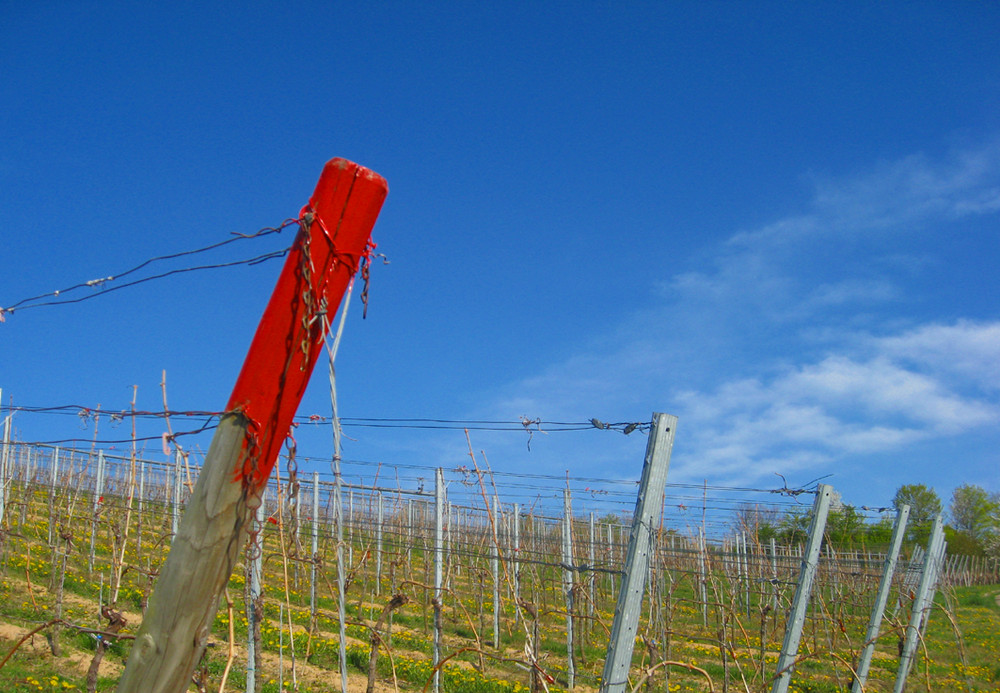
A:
[
  {"xmin": 117, "ymin": 159, "xmax": 387, "ymax": 693},
  {"xmin": 229, "ymin": 158, "xmax": 388, "ymax": 490}
]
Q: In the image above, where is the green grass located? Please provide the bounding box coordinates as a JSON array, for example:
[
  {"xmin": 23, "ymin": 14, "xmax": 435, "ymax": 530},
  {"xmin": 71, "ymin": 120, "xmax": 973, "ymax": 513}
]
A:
[{"xmin": 1, "ymin": 479, "xmax": 999, "ymax": 692}]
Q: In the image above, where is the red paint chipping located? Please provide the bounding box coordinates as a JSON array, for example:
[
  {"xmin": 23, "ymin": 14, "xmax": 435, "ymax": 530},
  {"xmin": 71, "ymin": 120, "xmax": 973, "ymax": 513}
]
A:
[{"xmin": 226, "ymin": 158, "xmax": 387, "ymax": 490}]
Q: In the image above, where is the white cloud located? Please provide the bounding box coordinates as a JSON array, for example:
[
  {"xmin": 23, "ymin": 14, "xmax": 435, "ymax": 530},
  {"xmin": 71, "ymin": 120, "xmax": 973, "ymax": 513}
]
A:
[
  {"xmin": 802, "ymin": 279, "xmax": 900, "ymax": 309},
  {"xmin": 808, "ymin": 140, "xmax": 1000, "ymax": 233},
  {"xmin": 675, "ymin": 140, "xmax": 1000, "ymax": 327},
  {"xmin": 672, "ymin": 330, "xmax": 1000, "ymax": 485},
  {"xmin": 784, "ymin": 355, "xmax": 996, "ymax": 431},
  {"xmin": 484, "ymin": 140, "xmax": 1000, "ymax": 493},
  {"xmin": 875, "ymin": 320, "xmax": 1000, "ymax": 391}
]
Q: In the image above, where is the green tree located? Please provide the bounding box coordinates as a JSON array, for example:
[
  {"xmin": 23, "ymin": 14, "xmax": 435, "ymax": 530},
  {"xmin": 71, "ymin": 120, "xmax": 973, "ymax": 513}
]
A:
[
  {"xmin": 949, "ymin": 484, "xmax": 999, "ymax": 544},
  {"xmin": 943, "ymin": 525, "xmax": 985, "ymax": 556},
  {"xmin": 778, "ymin": 508, "xmax": 810, "ymax": 544},
  {"xmin": 865, "ymin": 514, "xmax": 895, "ymax": 545},
  {"xmin": 827, "ymin": 504, "xmax": 865, "ymax": 545},
  {"xmin": 893, "ymin": 483, "xmax": 942, "ymax": 542}
]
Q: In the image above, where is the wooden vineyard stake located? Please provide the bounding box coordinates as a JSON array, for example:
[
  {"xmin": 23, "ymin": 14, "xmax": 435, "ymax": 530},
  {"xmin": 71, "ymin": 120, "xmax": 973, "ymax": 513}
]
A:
[{"xmin": 117, "ymin": 159, "xmax": 388, "ymax": 693}]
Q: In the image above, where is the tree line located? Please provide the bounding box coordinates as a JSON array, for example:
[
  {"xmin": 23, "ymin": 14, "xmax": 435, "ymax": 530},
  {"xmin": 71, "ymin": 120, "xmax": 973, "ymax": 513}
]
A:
[{"xmin": 733, "ymin": 483, "xmax": 1000, "ymax": 556}]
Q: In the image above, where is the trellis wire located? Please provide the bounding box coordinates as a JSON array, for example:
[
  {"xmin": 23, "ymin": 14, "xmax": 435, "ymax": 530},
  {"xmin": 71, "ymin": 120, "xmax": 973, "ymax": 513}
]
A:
[{"xmin": 0, "ymin": 439, "xmax": 995, "ymax": 692}]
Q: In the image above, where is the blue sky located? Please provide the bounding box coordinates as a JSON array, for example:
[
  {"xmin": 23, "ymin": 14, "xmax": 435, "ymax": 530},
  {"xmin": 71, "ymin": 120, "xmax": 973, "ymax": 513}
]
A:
[{"xmin": 2, "ymin": 2, "xmax": 999, "ymax": 514}]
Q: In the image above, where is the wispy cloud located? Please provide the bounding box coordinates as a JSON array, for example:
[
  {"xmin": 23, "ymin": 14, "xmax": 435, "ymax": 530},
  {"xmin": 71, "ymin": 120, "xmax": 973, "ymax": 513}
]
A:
[
  {"xmin": 732, "ymin": 139, "xmax": 1000, "ymax": 247},
  {"xmin": 668, "ymin": 140, "xmax": 1000, "ymax": 325},
  {"xmin": 875, "ymin": 320, "xmax": 1000, "ymax": 392},
  {"xmin": 674, "ymin": 342, "xmax": 1000, "ymax": 484},
  {"xmin": 800, "ymin": 279, "xmax": 900, "ymax": 310},
  {"xmin": 484, "ymin": 140, "xmax": 1000, "ymax": 493}
]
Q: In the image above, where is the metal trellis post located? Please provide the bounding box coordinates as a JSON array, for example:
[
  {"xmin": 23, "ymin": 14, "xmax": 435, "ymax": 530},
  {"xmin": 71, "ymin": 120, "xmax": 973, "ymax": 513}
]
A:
[
  {"xmin": 48, "ymin": 447, "xmax": 60, "ymax": 545},
  {"xmin": 492, "ymin": 494, "xmax": 502, "ymax": 648},
  {"xmin": 310, "ymin": 471, "xmax": 320, "ymax": 633},
  {"xmin": 698, "ymin": 527, "xmax": 708, "ymax": 628},
  {"xmin": 893, "ymin": 515, "xmax": 946, "ymax": 693},
  {"xmin": 433, "ymin": 467, "xmax": 445, "ymax": 693},
  {"xmin": 600, "ymin": 412, "xmax": 678, "ymax": 693},
  {"xmin": 88, "ymin": 450, "xmax": 106, "ymax": 575},
  {"xmin": 0, "ymin": 394, "xmax": 9, "ymax": 526},
  {"xmin": 171, "ymin": 449, "xmax": 182, "ymax": 538},
  {"xmin": 246, "ymin": 488, "xmax": 265, "ymax": 693},
  {"xmin": 770, "ymin": 537, "xmax": 778, "ymax": 616},
  {"xmin": 589, "ymin": 511, "xmax": 596, "ymax": 623},
  {"xmin": 852, "ymin": 504, "xmax": 910, "ymax": 693},
  {"xmin": 563, "ymin": 484, "xmax": 576, "ymax": 689},
  {"xmin": 137, "ymin": 457, "xmax": 146, "ymax": 557},
  {"xmin": 513, "ymin": 502, "xmax": 521, "ymax": 623},
  {"xmin": 376, "ymin": 491, "xmax": 384, "ymax": 595},
  {"xmin": 770, "ymin": 483, "xmax": 834, "ymax": 693},
  {"xmin": 334, "ymin": 458, "xmax": 348, "ymax": 693}
]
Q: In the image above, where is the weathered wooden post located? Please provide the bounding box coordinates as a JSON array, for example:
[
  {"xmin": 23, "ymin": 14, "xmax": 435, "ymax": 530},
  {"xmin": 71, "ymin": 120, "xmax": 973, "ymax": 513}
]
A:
[{"xmin": 117, "ymin": 158, "xmax": 387, "ymax": 693}]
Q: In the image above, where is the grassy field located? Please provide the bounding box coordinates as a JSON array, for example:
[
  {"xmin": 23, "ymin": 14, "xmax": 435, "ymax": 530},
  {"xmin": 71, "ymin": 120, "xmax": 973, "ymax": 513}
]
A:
[{"xmin": 0, "ymin": 476, "xmax": 999, "ymax": 692}]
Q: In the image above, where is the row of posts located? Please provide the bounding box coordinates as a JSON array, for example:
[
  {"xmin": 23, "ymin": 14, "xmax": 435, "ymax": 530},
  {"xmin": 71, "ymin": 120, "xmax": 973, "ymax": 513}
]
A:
[
  {"xmin": 600, "ymin": 413, "xmax": 950, "ymax": 693},
  {"xmin": 0, "ymin": 414, "xmax": 955, "ymax": 692},
  {"xmin": 768, "ymin": 487, "xmax": 948, "ymax": 693}
]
